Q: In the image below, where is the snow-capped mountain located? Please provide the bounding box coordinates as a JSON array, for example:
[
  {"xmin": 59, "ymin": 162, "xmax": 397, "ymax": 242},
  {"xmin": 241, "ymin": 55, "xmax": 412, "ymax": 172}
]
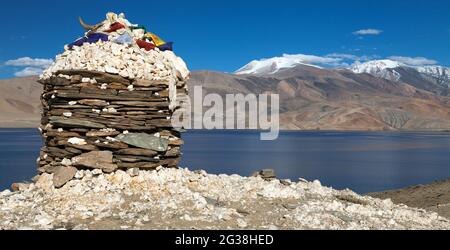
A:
[
  {"xmin": 416, "ymin": 66, "xmax": 450, "ymax": 86},
  {"xmin": 348, "ymin": 60, "xmax": 450, "ymax": 87},
  {"xmin": 235, "ymin": 54, "xmax": 450, "ymax": 90},
  {"xmin": 349, "ymin": 60, "xmax": 403, "ymax": 82},
  {"xmin": 235, "ymin": 54, "xmax": 323, "ymax": 75}
]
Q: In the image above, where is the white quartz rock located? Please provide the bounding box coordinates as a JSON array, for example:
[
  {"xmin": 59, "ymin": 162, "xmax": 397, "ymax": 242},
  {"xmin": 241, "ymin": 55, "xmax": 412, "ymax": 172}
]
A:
[
  {"xmin": 61, "ymin": 158, "xmax": 72, "ymax": 166},
  {"xmin": 105, "ymin": 65, "xmax": 119, "ymax": 74},
  {"xmin": 68, "ymin": 137, "xmax": 87, "ymax": 145},
  {"xmin": 40, "ymin": 41, "xmax": 190, "ymax": 82}
]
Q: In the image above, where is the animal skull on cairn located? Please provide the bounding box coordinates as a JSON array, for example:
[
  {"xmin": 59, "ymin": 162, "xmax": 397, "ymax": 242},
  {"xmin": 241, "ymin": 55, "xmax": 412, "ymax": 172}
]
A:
[{"xmin": 37, "ymin": 12, "xmax": 190, "ymax": 188}]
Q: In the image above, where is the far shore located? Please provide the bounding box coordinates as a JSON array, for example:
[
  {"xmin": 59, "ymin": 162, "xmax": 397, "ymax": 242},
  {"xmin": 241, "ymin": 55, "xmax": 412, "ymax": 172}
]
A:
[{"xmin": 0, "ymin": 126, "xmax": 449, "ymax": 134}]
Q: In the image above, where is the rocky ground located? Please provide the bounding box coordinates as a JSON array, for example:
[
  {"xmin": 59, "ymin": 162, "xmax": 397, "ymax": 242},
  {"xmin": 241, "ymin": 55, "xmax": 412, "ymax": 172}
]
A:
[
  {"xmin": 1, "ymin": 168, "xmax": 449, "ymax": 230},
  {"xmin": 369, "ymin": 179, "xmax": 450, "ymax": 220}
]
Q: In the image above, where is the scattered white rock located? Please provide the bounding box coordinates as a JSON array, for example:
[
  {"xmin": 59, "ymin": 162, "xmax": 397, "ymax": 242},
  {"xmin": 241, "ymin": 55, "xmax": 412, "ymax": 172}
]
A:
[
  {"xmin": 101, "ymin": 128, "xmax": 116, "ymax": 133},
  {"xmin": 35, "ymin": 214, "xmax": 54, "ymax": 226},
  {"xmin": 299, "ymin": 178, "xmax": 308, "ymax": 183},
  {"xmin": 92, "ymin": 169, "xmax": 103, "ymax": 176},
  {"xmin": 74, "ymin": 171, "xmax": 85, "ymax": 179},
  {"xmin": 103, "ymin": 107, "xmax": 117, "ymax": 113},
  {"xmin": 105, "ymin": 65, "xmax": 119, "ymax": 74},
  {"xmin": 1, "ymin": 167, "xmax": 449, "ymax": 230},
  {"xmin": 237, "ymin": 218, "xmax": 248, "ymax": 228},
  {"xmin": 58, "ymin": 74, "xmax": 71, "ymax": 80},
  {"xmin": 1, "ymin": 190, "xmax": 11, "ymax": 196},
  {"xmin": 82, "ymin": 77, "xmax": 91, "ymax": 83},
  {"xmin": 105, "ymin": 137, "xmax": 117, "ymax": 142},
  {"xmin": 312, "ymin": 180, "xmax": 322, "ymax": 186},
  {"xmin": 127, "ymin": 168, "xmax": 140, "ymax": 177},
  {"xmin": 61, "ymin": 158, "xmax": 72, "ymax": 166},
  {"xmin": 68, "ymin": 137, "xmax": 87, "ymax": 145},
  {"xmin": 41, "ymin": 42, "xmax": 189, "ymax": 83}
]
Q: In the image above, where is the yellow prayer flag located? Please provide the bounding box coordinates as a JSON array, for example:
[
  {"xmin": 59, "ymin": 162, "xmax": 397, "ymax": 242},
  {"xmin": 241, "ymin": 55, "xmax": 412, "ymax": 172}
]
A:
[{"xmin": 145, "ymin": 32, "xmax": 166, "ymax": 47}]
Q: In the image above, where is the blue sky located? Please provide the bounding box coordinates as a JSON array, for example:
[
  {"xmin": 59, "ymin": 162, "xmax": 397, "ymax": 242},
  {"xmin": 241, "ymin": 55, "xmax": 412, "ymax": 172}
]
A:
[{"xmin": 0, "ymin": 0, "xmax": 449, "ymax": 79}]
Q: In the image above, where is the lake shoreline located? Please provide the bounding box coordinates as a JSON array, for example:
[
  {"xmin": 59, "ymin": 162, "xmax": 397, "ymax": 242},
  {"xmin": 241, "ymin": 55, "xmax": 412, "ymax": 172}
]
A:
[
  {"xmin": 2, "ymin": 128, "xmax": 450, "ymax": 193},
  {"xmin": 368, "ymin": 178, "xmax": 450, "ymax": 219},
  {"xmin": 2, "ymin": 126, "xmax": 450, "ymax": 133}
]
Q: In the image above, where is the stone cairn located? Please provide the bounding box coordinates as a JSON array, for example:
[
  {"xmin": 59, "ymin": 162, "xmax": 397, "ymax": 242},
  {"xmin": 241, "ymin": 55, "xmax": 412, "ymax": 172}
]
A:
[{"xmin": 37, "ymin": 12, "xmax": 190, "ymax": 187}]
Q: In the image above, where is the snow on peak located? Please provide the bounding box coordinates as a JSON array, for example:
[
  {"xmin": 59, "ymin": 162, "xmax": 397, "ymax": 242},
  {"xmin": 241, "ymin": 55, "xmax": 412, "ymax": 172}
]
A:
[
  {"xmin": 349, "ymin": 60, "xmax": 404, "ymax": 81},
  {"xmin": 350, "ymin": 60, "xmax": 450, "ymax": 84},
  {"xmin": 235, "ymin": 54, "xmax": 326, "ymax": 75},
  {"xmin": 236, "ymin": 54, "xmax": 450, "ymax": 86},
  {"xmin": 416, "ymin": 65, "xmax": 450, "ymax": 86},
  {"xmin": 416, "ymin": 65, "xmax": 450, "ymax": 78},
  {"xmin": 350, "ymin": 59, "xmax": 403, "ymax": 73}
]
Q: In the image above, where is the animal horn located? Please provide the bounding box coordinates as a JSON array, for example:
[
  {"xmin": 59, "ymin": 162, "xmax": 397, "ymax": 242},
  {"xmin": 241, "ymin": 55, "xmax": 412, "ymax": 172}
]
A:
[
  {"xmin": 78, "ymin": 17, "xmax": 102, "ymax": 31},
  {"xmin": 79, "ymin": 17, "xmax": 94, "ymax": 30}
]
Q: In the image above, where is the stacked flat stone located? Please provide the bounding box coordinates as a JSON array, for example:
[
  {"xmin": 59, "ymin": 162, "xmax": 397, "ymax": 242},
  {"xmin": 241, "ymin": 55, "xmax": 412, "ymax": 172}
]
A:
[{"xmin": 36, "ymin": 13, "xmax": 189, "ymax": 187}]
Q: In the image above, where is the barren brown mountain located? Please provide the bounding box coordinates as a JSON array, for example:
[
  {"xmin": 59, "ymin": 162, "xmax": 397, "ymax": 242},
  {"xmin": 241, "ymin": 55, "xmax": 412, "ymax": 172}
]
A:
[
  {"xmin": 1, "ymin": 65, "xmax": 450, "ymax": 130},
  {"xmin": 188, "ymin": 65, "xmax": 450, "ymax": 131},
  {"xmin": 0, "ymin": 77, "xmax": 41, "ymax": 128}
]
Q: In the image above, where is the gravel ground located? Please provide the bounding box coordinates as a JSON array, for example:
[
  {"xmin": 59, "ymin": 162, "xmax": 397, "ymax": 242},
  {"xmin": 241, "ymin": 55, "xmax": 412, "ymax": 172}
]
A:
[
  {"xmin": 1, "ymin": 168, "xmax": 449, "ymax": 230},
  {"xmin": 369, "ymin": 179, "xmax": 450, "ymax": 220}
]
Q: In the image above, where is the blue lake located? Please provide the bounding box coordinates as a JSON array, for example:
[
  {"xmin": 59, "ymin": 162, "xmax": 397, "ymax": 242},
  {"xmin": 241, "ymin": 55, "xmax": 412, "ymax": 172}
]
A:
[{"xmin": 1, "ymin": 129, "xmax": 450, "ymax": 193}]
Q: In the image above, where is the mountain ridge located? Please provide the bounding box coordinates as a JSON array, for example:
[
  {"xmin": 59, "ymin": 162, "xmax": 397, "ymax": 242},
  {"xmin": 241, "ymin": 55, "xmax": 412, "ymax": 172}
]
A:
[
  {"xmin": 190, "ymin": 63, "xmax": 450, "ymax": 131},
  {"xmin": 1, "ymin": 64, "xmax": 450, "ymax": 130},
  {"xmin": 235, "ymin": 55, "xmax": 450, "ymax": 91}
]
